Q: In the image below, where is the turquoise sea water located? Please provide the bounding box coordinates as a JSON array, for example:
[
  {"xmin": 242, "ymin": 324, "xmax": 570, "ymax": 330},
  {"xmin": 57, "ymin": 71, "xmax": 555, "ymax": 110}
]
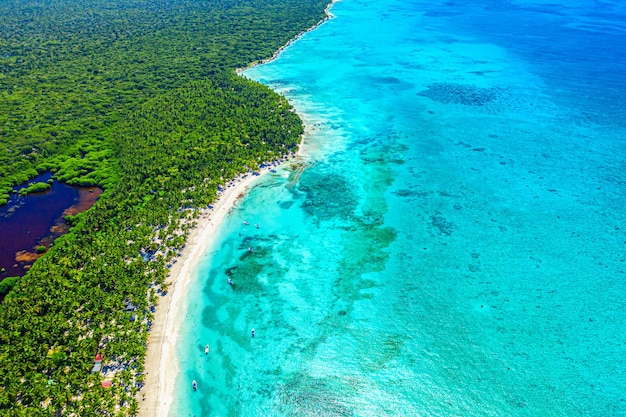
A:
[{"xmin": 170, "ymin": 0, "xmax": 626, "ymax": 415}]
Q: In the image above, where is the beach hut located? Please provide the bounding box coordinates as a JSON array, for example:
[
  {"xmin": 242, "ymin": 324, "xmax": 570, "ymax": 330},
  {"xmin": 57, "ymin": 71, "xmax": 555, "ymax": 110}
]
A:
[{"xmin": 91, "ymin": 353, "xmax": 103, "ymax": 374}]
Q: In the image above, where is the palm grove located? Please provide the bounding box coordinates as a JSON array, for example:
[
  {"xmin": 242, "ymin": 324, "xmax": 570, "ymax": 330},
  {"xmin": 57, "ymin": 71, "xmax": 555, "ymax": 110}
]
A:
[{"xmin": 0, "ymin": 0, "xmax": 329, "ymax": 414}]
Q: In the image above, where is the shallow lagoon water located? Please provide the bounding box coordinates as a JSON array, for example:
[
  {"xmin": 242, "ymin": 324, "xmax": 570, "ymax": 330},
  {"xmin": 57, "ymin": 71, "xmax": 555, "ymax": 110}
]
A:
[{"xmin": 170, "ymin": 0, "xmax": 626, "ymax": 415}]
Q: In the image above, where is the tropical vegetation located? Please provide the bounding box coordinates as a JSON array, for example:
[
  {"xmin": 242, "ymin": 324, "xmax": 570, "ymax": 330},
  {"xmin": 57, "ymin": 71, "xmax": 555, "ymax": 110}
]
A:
[{"xmin": 0, "ymin": 0, "xmax": 330, "ymax": 414}]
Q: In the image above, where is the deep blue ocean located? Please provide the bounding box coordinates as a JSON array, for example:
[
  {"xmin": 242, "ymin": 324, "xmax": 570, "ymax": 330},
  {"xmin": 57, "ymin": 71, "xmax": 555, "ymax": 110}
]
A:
[{"xmin": 169, "ymin": 0, "xmax": 626, "ymax": 415}]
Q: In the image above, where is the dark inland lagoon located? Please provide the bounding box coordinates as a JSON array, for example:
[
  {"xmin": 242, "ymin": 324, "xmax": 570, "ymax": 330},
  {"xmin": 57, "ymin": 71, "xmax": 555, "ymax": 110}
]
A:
[{"xmin": 0, "ymin": 173, "xmax": 102, "ymax": 281}]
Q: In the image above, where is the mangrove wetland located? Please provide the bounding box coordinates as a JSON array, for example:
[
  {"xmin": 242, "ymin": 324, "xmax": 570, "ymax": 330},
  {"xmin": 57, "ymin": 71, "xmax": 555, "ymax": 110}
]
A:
[{"xmin": 0, "ymin": 0, "xmax": 329, "ymax": 414}]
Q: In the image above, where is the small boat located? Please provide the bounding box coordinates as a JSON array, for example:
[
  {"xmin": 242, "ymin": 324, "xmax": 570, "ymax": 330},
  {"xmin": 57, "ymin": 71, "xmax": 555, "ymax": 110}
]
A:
[
  {"xmin": 255, "ymin": 224, "xmax": 260, "ymax": 229},
  {"xmin": 205, "ymin": 345, "xmax": 209, "ymax": 354},
  {"xmin": 243, "ymin": 221, "xmax": 250, "ymax": 225},
  {"xmin": 192, "ymin": 380, "xmax": 197, "ymax": 391}
]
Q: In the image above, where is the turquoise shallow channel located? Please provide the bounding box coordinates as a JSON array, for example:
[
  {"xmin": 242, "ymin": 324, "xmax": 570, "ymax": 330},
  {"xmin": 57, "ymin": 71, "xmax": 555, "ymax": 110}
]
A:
[{"xmin": 170, "ymin": 0, "xmax": 626, "ymax": 415}]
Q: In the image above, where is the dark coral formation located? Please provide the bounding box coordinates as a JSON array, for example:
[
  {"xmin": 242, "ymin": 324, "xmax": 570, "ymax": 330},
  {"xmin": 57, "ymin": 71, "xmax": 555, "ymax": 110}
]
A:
[
  {"xmin": 277, "ymin": 373, "xmax": 354, "ymax": 416},
  {"xmin": 430, "ymin": 214, "xmax": 456, "ymax": 236},
  {"xmin": 298, "ymin": 172, "xmax": 359, "ymax": 220},
  {"xmin": 417, "ymin": 83, "xmax": 504, "ymax": 106}
]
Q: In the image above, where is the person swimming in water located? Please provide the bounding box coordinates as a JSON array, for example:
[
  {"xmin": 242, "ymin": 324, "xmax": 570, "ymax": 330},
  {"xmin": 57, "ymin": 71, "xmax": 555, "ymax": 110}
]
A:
[
  {"xmin": 248, "ymin": 247, "xmax": 253, "ymax": 253},
  {"xmin": 251, "ymin": 328, "xmax": 255, "ymax": 338}
]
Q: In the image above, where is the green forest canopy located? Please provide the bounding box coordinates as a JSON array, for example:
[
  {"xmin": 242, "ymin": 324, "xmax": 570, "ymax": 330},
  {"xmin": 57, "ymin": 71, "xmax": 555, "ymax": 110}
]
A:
[{"xmin": 0, "ymin": 0, "xmax": 329, "ymax": 414}]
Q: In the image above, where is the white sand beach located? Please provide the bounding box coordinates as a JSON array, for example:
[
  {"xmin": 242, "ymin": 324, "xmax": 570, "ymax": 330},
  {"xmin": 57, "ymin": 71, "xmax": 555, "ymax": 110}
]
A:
[{"xmin": 137, "ymin": 171, "xmax": 270, "ymax": 417}]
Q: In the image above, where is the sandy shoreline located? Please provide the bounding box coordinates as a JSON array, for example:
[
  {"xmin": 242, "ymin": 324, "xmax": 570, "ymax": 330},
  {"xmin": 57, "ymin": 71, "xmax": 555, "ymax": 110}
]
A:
[
  {"xmin": 137, "ymin": 171, "xmax": 272, "ymax": 416},
  {"xmin": 236, "ymin": 0, "xmax": 337, "ymax": 74},
  {"xmin": 138, "ymin": 2, "xmax": 336, "ymax": 415}
]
